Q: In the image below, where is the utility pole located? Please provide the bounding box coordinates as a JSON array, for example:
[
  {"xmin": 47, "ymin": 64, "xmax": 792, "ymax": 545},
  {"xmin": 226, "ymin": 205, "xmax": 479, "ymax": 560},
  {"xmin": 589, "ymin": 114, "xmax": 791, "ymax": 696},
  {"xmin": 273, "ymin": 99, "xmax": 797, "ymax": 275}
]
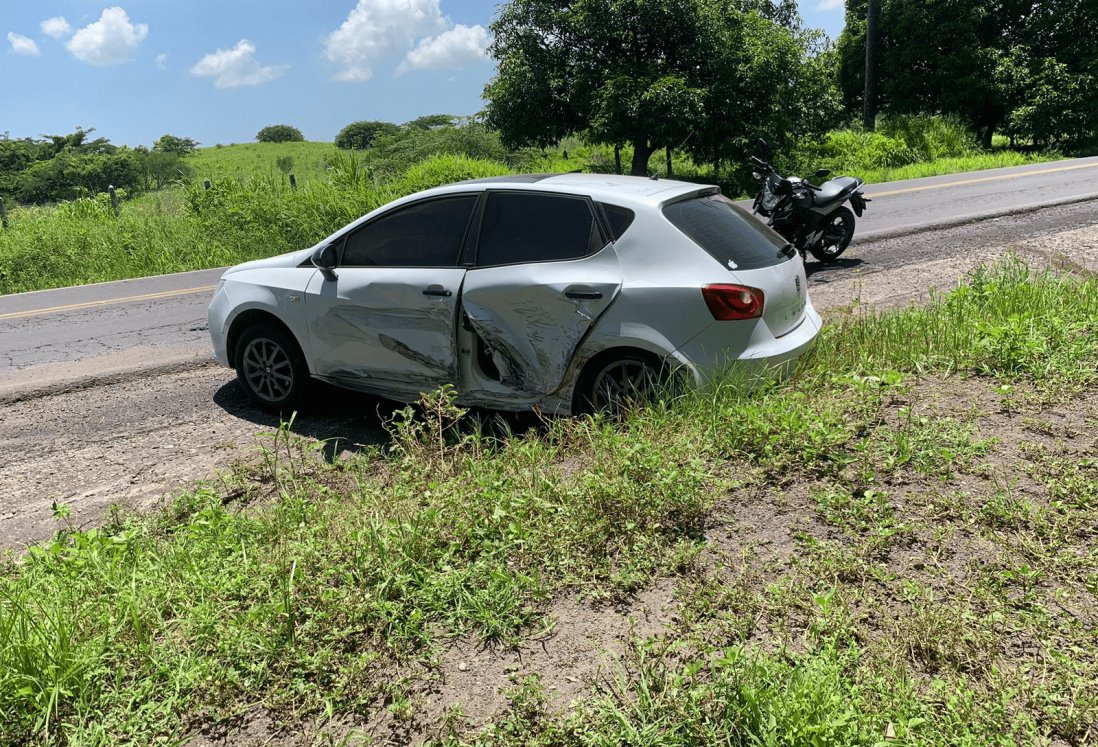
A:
[{"xmin": 863, "ymin": 0, "xmax": 880, "ymax": 131}]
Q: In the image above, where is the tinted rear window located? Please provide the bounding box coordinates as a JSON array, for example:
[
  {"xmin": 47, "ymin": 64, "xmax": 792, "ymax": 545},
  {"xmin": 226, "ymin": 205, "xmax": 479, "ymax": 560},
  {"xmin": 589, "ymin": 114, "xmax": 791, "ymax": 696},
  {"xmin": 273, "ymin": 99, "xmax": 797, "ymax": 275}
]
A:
[{"xmin": 662, "ymin": 195, "xmax": 790, "ymax": 270}]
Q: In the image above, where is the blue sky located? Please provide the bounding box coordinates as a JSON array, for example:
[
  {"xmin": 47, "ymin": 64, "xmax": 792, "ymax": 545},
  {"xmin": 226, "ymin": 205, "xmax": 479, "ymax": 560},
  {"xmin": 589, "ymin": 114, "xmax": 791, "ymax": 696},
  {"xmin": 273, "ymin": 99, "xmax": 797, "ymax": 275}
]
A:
[{"xmin": 3, "ymin": 1, "xmax": 847, "ymax": 148}]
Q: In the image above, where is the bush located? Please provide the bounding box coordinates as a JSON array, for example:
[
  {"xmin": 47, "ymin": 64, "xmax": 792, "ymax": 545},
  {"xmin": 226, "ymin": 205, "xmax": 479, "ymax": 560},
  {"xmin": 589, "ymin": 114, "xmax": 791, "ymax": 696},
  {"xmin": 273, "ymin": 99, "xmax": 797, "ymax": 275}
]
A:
[
  {"xmin": 877, "ymin": 114, "xmax": 978, "ymax": 160},
  {"xmin": 364, "ymin": 122, "xmax": 509, "ymax": 177},
  {"xmin": 256, "ymin": 125, "xmax": 304, "ymax": 143},
  {"xmin": 394, "ymin": 154, "xmax": 512, "ymax": 194},
  {"xmin": 334, "ymin": 120, "xmax": 400, "ymax": 150},
  {"xmin": 789, "ymin": 114, "xmax": 979, "ymax": 176}
]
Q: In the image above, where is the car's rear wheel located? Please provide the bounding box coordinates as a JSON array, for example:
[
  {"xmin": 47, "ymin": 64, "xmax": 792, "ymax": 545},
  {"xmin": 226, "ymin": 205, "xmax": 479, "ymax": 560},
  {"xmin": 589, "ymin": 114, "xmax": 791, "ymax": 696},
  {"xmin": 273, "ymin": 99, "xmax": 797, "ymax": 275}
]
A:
[
  {"xmin": 809, "ymin": 206, "xmax": 855, "ymax": 262},
  {"xmin": 235, "ymin": 323, "xmax": 308, "ymax": 413},
  {"xmin": 575, "ymin": 352, "xmax": 664, "ymax": 416}
]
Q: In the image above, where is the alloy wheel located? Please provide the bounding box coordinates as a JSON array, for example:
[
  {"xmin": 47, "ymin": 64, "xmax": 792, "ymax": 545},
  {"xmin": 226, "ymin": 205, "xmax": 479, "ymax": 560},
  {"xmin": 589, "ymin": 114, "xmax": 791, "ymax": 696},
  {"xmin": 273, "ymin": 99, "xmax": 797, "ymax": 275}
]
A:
[
  {"xmin": 590, "ymin": 358, "xmax": 658, "ymax": 415},
  {"xmin": 241, "ymin": 337, "xmax": 295, "ymax": 403}
]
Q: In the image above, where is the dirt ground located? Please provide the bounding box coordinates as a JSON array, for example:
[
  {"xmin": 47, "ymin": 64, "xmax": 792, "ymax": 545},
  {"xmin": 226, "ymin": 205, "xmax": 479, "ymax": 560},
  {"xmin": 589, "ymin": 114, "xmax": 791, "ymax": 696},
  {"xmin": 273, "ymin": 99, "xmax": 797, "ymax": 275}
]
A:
[{"xmin": 183, "ymin": 330, "xmax": 1098, "ymax": 747}]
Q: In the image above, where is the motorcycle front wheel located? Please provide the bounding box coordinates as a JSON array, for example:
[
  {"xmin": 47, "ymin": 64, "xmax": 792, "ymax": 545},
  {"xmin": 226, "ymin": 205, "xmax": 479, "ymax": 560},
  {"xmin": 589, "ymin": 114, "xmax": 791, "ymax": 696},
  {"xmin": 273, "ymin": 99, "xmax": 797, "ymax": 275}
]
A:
[{"xmin": 809, "ymin": 206, "xmax": 855, "ymax": 262}]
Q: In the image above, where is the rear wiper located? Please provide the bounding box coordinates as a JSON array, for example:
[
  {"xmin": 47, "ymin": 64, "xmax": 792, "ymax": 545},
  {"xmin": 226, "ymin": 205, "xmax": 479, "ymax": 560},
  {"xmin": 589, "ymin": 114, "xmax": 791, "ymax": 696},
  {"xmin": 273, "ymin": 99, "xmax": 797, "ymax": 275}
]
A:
[{"xmin": 779, "ymin": 242, "xmax": 796, "ymax": 259}]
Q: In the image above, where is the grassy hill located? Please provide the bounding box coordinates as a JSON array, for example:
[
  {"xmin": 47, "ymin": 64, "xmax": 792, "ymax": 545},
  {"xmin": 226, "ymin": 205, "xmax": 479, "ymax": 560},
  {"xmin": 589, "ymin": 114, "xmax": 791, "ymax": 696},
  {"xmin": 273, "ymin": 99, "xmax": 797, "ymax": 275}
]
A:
[{"xmin": 186, "ymin": 141, "xmax": 340, "ymax": 185}]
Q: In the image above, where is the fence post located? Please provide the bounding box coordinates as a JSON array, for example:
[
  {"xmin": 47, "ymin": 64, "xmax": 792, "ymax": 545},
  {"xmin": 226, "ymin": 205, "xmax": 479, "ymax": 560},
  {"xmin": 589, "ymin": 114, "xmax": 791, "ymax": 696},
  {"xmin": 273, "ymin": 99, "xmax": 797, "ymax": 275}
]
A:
[
  {"xmin": 108, "ymin": 185, "xmax": 120, "ymax": 216},
  {"xmin": 0, "ymin": 197, "xmax": 7, "ymax": 229},
  {"xmin": 289, "ymin": 173, "xmax": 297, "ymax": 190},
  {"xmin": 203, "ymin": 178, "xmax": 211, "ymax": 190}
]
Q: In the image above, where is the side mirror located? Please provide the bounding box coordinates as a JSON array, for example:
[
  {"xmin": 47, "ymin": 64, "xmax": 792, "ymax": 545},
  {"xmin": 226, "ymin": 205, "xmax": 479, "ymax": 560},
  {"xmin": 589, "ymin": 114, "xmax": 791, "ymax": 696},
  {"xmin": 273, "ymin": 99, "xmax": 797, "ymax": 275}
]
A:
[
  {"xmin": 311, "ymin": 243, "xmax": 339, "ymax": 282},
  {"xmin": 814, "ymin": 168, "xmax": 831, "ymax": 179},
  {"xmin": 756, "ymin": 138, "xmax": 772, "ymax": 159}
]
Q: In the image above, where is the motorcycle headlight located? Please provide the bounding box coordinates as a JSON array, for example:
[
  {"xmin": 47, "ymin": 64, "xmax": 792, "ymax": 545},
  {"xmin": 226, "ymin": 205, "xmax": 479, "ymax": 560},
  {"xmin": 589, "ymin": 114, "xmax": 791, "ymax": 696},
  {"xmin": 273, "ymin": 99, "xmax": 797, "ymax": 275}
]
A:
[{"xmin": 761, "ymin": 191, "xmax": 780, "ymax": 211}]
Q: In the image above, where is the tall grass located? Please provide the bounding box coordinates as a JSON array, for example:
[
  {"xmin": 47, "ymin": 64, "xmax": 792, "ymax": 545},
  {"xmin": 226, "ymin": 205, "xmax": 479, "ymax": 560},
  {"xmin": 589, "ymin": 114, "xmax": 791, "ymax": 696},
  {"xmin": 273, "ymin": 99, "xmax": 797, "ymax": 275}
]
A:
[
  {"xmin": 812, "ymin": 259, "xmax": 1098, "ymax": 381},
  {"xmin": 186, "ymin": 141, "xmax": 340, "ymax": 185},
  {"xmin": 0, "ymin": 155, "xmax": 514, "ymax": 295}
]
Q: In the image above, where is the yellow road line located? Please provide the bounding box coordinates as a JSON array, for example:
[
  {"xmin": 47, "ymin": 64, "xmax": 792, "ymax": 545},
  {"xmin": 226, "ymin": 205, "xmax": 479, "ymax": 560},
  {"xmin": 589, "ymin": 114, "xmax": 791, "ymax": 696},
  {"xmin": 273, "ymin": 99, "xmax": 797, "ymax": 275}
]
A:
[
  {"xmin": 0, "ymin": 285, "xmax": 216, "ymax": 321},
  {"xmin": 869, "ymin": 161, "xmax": 1098, "ymax": 198}
]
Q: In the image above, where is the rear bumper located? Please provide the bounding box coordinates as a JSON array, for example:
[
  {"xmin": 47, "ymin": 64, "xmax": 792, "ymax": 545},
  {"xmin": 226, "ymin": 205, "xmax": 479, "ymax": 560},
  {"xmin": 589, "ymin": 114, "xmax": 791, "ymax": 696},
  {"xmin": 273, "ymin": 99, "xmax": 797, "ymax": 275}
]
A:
[{"xmin": 667, "ymin": 298, "xmax": 822, "ymax": 386}]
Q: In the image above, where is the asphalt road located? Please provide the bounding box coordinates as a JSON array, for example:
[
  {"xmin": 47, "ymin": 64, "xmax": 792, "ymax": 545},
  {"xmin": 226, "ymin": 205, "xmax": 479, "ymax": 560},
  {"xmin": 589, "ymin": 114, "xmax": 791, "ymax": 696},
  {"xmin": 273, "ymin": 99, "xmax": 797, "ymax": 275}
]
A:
[{"xmin": 2, "ymin": 154, "xmax": 1098, "ymax": 397}]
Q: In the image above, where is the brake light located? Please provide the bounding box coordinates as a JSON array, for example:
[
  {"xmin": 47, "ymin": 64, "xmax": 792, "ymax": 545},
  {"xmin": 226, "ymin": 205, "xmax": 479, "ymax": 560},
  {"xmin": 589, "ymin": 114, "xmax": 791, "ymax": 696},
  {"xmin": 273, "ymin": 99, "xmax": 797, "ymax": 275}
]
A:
[{"xmin": 701, "ymin": 284, "xmax": 765, "ymax": 320}]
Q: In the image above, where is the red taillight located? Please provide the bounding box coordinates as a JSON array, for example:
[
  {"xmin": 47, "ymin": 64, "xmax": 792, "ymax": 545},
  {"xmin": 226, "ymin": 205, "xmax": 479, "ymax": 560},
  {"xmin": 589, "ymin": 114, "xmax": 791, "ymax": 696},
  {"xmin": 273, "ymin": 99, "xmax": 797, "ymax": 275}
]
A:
[{"xmin": 701, "ymin": 284, "xmax": 765, "ymax": 320}]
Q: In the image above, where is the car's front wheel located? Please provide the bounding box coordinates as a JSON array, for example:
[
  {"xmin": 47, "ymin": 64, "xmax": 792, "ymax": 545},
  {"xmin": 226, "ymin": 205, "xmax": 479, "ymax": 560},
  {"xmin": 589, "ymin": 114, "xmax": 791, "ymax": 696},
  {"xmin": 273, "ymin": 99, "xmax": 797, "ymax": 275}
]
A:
[{"xmin": 235, "ymin": 323, "xmax": 308, "ymax": 413}]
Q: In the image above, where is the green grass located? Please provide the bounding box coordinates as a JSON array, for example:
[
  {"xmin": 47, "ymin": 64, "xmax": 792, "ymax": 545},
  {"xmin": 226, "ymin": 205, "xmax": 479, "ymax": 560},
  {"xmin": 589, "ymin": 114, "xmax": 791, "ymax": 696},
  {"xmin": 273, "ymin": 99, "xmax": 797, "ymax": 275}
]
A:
[
  {"xmin": 2, "ymin": 260, "xmax": 1097, "ymax": 745},
  {"xmin": 0, "ymin": 154, "xmax": 511, "ymax": 294},
  {"xmin": 859, "ymin": 151, "xmax": 1059, "ymax": 185},
  {"xmin": 186, "ymin": 141, "xmax": 340, "ymax": 185}
]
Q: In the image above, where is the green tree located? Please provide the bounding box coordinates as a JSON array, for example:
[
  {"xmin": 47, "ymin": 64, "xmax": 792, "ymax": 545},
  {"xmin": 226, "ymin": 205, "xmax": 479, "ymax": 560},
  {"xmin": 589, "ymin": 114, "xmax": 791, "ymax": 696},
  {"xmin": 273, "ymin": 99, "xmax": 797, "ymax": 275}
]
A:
[
  {"xmin": 484, "ymin": 0, "xmax": 837, "ymax": 176},
  {"xmin": 153, "ymin": 134, "xmax": 199, "ymax": 155},
  {"xmin": 837, "ymin": 0, "xmax": 1098, "ymax": 147},
  {"xmin": 137, "ymin": 147, "xmax": 191, "ymax": 190},
  {"xmin": 404, "ymin": 114, "xmax": 458, "ymax": 130},
  {"xmin": 365, "ymin": 121, "xmax": 508, "ymax": 177},
  {"xmin": 256, "ymin": 125, "xmax": 305, "ymax": 143},
  {"xmin": 334, "ymin": 120, "xmax": 400, "ymax": 149}
]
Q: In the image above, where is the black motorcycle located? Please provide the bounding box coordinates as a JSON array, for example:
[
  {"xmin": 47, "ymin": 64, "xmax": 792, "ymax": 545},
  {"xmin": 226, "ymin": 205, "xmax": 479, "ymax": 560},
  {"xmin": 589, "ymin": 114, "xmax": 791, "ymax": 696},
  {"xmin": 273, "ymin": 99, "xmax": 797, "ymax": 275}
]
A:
[{"xmin": 749, "ymin": 141, "xmax": 870, "ymax": 263}]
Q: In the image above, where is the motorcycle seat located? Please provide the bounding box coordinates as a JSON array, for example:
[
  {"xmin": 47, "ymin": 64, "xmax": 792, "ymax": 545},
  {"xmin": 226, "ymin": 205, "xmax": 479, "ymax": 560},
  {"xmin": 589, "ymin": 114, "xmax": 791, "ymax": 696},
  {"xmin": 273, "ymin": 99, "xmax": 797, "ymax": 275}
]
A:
[{"xmin": 814, "ymin": 176, "xmax": 860, "ymax": 206}]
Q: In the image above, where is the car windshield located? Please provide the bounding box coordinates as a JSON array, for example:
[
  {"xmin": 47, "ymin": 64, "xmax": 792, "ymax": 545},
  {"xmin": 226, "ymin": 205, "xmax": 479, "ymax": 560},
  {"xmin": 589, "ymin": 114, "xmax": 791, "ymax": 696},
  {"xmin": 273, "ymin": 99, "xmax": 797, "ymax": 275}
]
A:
[{"xmin": 662, "ymin": 194, "xmax": 791, "ymax": 271}]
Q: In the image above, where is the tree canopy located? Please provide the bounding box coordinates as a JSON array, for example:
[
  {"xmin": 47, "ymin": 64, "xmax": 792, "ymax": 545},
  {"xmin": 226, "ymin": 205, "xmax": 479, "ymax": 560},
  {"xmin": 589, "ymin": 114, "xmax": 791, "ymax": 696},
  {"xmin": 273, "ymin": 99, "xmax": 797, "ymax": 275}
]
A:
[
  {"xmin": 0, "ymin": 129, "xmax": 146, "ymax": 204},
  {"xmin": 256, "ymin": 125, "xmax": 305, "ymax": 143},
  {"xmin": 153, "ymin": 134, "xmax": 199, "ymax": 156},
  {"xmin": 484, "ymin": 0, "xmax": 839, "ymax": 175},
  {"xmin": 334, "ymin": 120, "xmax": 401, "ymax": 150},
  {"xmin": 837, "ymin": 0, "xmax": 1098, "ymax": 146}
]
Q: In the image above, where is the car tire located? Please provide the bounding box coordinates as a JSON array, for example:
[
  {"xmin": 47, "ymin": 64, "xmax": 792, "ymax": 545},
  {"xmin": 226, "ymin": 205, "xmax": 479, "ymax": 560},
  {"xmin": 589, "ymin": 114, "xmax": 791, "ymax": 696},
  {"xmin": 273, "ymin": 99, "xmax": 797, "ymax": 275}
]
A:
[
  {"xmin": 234, "ymin": 323, "xmax": 309, "ymax": 413},
  {"xmin": 809, "ymin": 206, "xmax": 855, "ymax": 262},
  {"xmin": 574, "ymin": 352, "xmax": 664, "ymax": 416}
]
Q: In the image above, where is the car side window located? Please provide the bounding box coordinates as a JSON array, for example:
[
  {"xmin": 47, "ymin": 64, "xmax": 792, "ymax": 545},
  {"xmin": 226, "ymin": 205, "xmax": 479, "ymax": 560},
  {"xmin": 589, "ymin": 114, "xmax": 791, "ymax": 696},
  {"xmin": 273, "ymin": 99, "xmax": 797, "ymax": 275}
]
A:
[
  {"xmin": 342, "ymin": 195, "xmax": 477, "ymax": 267},
  {"xmin": 476, "ymin": 192, "xmax": 605, "ymax": 267},
  {"xmin": 598, "ymin": 202, "xmax": 636, "ymax": 240}
]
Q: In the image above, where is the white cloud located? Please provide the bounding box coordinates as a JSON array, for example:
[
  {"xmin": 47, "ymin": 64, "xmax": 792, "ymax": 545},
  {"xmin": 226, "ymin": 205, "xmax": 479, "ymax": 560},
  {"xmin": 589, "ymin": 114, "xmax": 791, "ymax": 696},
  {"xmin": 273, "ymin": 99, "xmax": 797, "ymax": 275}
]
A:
[
  {"xmin": 397, "ymin": 24, "xmax": 490, "ymax": 75},
  {"xmin": 66, "ymin": 7, "xmax": 148, "ymax": 65},
  {"xmin": 40, "ymin": 16, "xmax": 72, "ymax": 39},
  {"xmin": 324, "ymin": 0, "xmax": 447, "ymax": 82},
  {"xmin": 817, "ymin": 0, "xmax": 844, "ymax": 10},
  {"xmin": 155, "ymin": 52, "xmax": 168, "ymax": 70},
  {"xmin": 7, "ymin": 32, "xmax": 40, "ymax": 56},
  {"xmin": 190, "ymin": 39, "xmax": 286, "ymax": 88}
]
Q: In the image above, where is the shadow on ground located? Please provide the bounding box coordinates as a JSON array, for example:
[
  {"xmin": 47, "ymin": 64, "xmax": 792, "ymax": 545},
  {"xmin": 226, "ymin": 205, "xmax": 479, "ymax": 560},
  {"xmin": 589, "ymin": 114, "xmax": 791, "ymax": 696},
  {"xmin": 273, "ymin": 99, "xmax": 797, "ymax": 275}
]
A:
[
  {"xmin": 213, "ymin": 379, "xmax": 395, "ymax": 461},
  {"xmin": 213, "ymin": 379, "xmax": 549, "ymax": 463},
  {"xmin": 805, "ymin": 255, "xmax": 864, "ymax": 280}
]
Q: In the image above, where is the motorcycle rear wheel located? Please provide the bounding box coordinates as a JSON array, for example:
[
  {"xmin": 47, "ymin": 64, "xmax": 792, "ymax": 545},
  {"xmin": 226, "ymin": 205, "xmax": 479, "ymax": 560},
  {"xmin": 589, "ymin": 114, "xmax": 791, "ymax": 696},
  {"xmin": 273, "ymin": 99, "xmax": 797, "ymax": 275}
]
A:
[{"xmin": 809, "ymin": 206, "xmax": 855, "ymax": 262}]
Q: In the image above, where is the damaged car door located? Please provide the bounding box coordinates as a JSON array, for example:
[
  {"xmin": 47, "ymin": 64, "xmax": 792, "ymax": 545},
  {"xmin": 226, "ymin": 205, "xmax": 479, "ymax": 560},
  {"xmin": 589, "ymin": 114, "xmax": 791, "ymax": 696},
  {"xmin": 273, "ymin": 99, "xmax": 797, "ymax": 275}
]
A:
[
  {"xmin": 304, "ymin": 194, "xmax": 477, "ymax": 398},
  {"xmin": 461, "ymin": 191, "xmax": 622, "ymax": 398}
]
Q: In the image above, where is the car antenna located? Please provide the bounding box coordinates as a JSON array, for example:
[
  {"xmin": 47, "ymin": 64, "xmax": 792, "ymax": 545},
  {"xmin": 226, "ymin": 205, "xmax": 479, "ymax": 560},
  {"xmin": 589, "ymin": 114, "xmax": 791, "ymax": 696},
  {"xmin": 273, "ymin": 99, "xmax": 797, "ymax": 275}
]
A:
[{"xmin": 649, "ymin": 174, "xmax": 659, "ymax": 180}]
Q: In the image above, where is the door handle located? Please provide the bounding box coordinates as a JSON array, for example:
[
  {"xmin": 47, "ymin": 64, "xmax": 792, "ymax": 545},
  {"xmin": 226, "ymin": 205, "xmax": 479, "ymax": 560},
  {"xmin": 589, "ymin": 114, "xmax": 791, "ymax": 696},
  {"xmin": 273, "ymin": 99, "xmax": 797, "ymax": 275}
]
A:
[
  {"xmin": 564, "ymin": 287, "xmax": 603, "ymax": 300},
  {"xmin": 422, "ymin": 285, "xmax": 452, "ymax": 297}
]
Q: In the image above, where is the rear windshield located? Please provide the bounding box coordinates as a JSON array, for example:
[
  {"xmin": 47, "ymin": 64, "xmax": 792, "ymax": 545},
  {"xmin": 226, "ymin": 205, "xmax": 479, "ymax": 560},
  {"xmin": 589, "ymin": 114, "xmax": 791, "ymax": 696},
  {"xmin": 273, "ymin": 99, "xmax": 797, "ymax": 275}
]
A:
[{"xmin": 662, "ymin": 194, "xmax": 791, "ymax": 271}]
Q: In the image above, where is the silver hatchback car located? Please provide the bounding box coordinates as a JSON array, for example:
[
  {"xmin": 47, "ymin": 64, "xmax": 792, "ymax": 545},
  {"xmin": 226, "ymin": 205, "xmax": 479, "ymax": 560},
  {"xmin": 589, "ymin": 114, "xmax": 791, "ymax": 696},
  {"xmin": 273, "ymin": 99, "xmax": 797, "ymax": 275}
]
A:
[{"xmin": 208, "ymin": 173, "xmax": 821, "ymax": 414}]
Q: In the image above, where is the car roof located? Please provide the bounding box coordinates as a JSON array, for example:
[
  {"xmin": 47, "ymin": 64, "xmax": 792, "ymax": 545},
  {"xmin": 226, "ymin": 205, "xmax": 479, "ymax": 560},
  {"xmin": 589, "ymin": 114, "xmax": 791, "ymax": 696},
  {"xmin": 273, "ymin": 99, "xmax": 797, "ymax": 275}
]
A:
[{"xmin": 445, "ymin": 172, "xmax": 717, "ymax": 207}]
